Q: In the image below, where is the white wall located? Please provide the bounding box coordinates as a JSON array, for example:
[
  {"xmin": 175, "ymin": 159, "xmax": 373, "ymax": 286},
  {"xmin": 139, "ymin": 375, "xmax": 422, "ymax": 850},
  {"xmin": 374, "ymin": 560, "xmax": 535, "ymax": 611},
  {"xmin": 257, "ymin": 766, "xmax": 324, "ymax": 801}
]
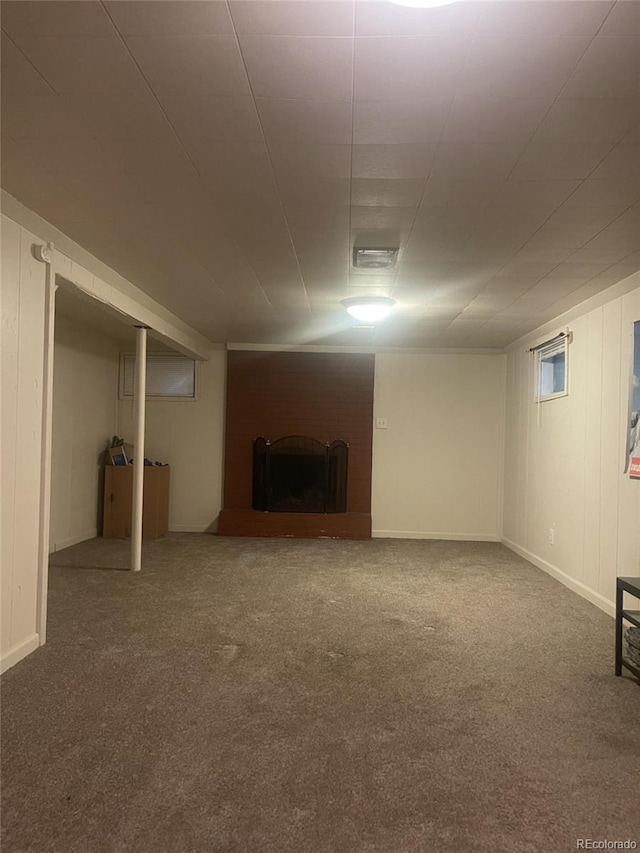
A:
[
  {"xmin": 50, "ymin": 314, "xmax": 120, "ymax": 552},
  {"xmin": 372, "ymin": 353, "xmax": 506, "ymax": 540},
  {"xmin": 117, "ymin": 352, "xmax": 226, "ymax": 533},
  {"xmin": 1, "ymin": 215, "xmax": 47, "ymax": 671},
  {"xmin": 503, "ymin": 277, "xmax": 640, "ymax": 614}
]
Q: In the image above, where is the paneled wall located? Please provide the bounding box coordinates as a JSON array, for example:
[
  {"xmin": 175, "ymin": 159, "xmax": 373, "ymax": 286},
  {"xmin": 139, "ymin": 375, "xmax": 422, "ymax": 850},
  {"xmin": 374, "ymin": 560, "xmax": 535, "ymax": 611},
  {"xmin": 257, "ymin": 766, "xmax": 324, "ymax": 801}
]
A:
[
  {"xmin": 220, "ymin": 350, "xmax": 375, "ymax": 538},
  {"xmin": 372, "ymin": 353, "xmax": 506, "ymax": 540},
  {"xmin": 503, "ymin": 279, "xmax": 640, "ymax": 613},
  {"xmin": 50, "ymin": 314, "xmax": 120, "ymax": 551},
  {"xmin": 1, "ymin": 216, "xmax": 47, "ymax": 671}
]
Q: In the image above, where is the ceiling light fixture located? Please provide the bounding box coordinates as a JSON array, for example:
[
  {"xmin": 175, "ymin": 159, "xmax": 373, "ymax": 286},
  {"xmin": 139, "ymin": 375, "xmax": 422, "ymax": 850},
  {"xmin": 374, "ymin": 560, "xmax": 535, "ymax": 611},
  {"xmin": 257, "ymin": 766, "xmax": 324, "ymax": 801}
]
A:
[
  {"xmin": 341, "ymin": 296, "xmax": 397, "ymax": 323},
  {"xmin": 389, "ymin": 0, "xmax": 457, "ymax": 7}
]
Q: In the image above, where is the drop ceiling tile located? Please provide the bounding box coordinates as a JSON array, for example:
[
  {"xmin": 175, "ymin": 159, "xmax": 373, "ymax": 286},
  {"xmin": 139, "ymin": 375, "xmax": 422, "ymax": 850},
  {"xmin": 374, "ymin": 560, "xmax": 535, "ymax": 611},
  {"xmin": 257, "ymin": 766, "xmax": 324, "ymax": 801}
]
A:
[
  {"xmin": 278, "ymin": 176, "xmax": 351, "ymax": 207},
  {"xmin": 239, "ymin": 35, "xmax": 352, "ymax": 100},
  {"xmin": 561, "ymin": 178, "xmax": 640, "ymax": 214},
  {"xmin": 270, "ymin": 144, "xmax": 351, "ymax": 179},
  {"xmin": 428, "ymin": 144, "xmax": 523, "ymax": 184},
  {"xmin": 524, "ymin": 224, "xmax": 606, "ymax": 251},
  {"xmin": 105, "ymin": 1, "xmax": 233, "ymax": 35},
  {"xmin": 533, "ymin": 99, "xmax": 639, "ymax": 149},
  {"xmin": 1, "ymin": 91, "xmax": 93, "ymax": 139},
  {"xmin": 354, "ymin": 35, "xmax": 472, "ymax": 101},
  {"xmin": 17, "ymin": 134, "xmax": 119, "ymax": 193},
  {"xmin": 261, "ymin": 282, "xmax": 311, "ymax": 320},
  {"xmin": 350, "ymin": 178, "xmax": 424, "ymax": 208},
  {"xmin": 125, "ymin": 35, "xmax": 249, "ymax": 96},
  {"xmin": 1, "ymin": 33, "xmax": 52, "ymax": 97},
  {"xmin": 442, "ymin": 97, "xmax": 552, "ymax": 145},
  {"xmin": 526, "ymin": 277, "xmax": 585, "ymax": 299},
  {"xmin": 15, "ymin": 36, "xmax": 145, "ymax": 94},
  {"xmin": 581, "ymin": 211, "xmax": 640, "ymax": 254},
  {"xmin": 563, "ymin": 37, "xmax": 640, "ymax": 99},
  {"xmin": 1, "ymin": 0, "xmax": 114, "ymax": 36},
  {"xmin": 0, "ymin": 136, "xmax": 68, "ymax": 209},
  {"xmin": 403, "ymin": 235, "xmax": 469, "ymax": 264},
  {"xmin": 443, "ymin": 263, "xmax": 506, "ymax": 288},
  {"xmin": 104, "ymin": 131, "xmax": 195, "ymax": 181},
  {"xmin": 284, "ymin": 205, "xmax": 350, "ymax": 239},
  {"xmin": 293, "ymin": 232, "xmax": 351, "ymax": 261},
  {"xmin": 257, "ymin": 98, "xmax": 352, "ymax": 146},
  {"xmin": 510, "ymin": 142, "xmax": 613, "ymax": 181},
  {"xmin": 546, "ymin": 262, "xmax": 610, "ymax": 280},
  {"xmin": 593, "ymin": 252, "xmax": 640, "ymax": 281},
  {"xmin": 495, "ymin": 259, "xmax": 557, "ymax": 279},
  {"xmin": 599, "ymin": 1, "xmax": 640, "ymax": 36},
  {"xmin": 459, "ymin": 35, "xmax": 590, "ymax": 100},
  {"xmin": 353, "ymin": 99, "xmax": 450, "ymax": 145},
  {"xmin": 413, "ymin": 205, "xmax": 484, "ymax": 233},
  {"xmin": 192, "ymin": 146, "xmax": 279, "ymax": 209},
  {"xmin": 567, "ymin": 246, "xmax": 636, "ymax": 266},
  {"xmin": 505, "ymin": 246, "xmax": 573, "ymax": 264},
  {"xmin": 65, "ymin": 91, "xmax": 170, "ymax": 141},
  {"xmin": 590, "ymin": 126, "xmax": 640, "ymax": 180},
  {"xmin": 350, "ymin": 206, "xmax": 417, "ymax": 232},
  {"xmin": 484, "ymin": 277, "xmax": 542, "ymax": 297},
  {"xmin": 547, "ymin": 280, "xmax": 618, "ymax": 314},
  {"xmin": 477, "ymin": 1, "xmax": 613, "ymax": 37},
  {"xmin": 546, "ymin": 204, "xmax": 624, "ymax": 232},
  {"xmin": 491, "ymin": 180, "xmax": 580, "ymax": 210},
  {"xmin": 396, "ymin": 260, "xmax": 450, "ymax": 281},
  {"xmin": 160, "ymin": 96, "xmax": 263, "ymax": 151},
  {"xmin": 466, "ymin": 206, "xmax": 551, "ymax": 246},
  {"xmin": 352, "ymin": 144, "xmax": 437, "ymax": 180},
  {"xmin": 230, "ymin": 1, "xmax": 354, "ymax": 36},
  {"xmin": 355, "ymin": 0, "xmax": 481, "ymax": 37},
  {"xmin": 419, "ymin": 178, "xmax": 502, "ymax": 208}
]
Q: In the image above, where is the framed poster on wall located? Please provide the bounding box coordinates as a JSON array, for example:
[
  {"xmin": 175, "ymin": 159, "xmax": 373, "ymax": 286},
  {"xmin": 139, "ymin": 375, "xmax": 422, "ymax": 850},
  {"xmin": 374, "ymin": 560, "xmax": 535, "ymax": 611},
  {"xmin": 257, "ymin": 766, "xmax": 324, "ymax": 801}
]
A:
[{"xmin": 627, "ymin": 320, "xmax": 640, "ymax": 479}]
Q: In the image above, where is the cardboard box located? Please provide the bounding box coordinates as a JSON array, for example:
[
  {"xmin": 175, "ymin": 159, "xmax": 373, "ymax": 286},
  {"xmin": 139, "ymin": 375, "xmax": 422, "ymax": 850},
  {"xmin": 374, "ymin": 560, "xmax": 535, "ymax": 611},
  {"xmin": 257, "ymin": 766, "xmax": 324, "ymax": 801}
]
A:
[{"xmin": 103, "ymin": 465, "xmax": 170, "ymax": 539}]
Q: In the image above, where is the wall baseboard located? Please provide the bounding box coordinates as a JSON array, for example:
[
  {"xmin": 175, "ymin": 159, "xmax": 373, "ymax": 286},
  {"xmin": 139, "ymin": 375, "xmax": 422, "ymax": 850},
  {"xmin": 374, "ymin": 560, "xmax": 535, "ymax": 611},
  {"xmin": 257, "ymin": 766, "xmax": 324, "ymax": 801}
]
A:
[
  {"xmin": 168, "ymin": 524, "xmax": 210, "ymax": 533},
  {"xmin": 373, "ymin": 530, "xmax": 500, "ymax": 542},
  {"xmin": 50, "ymin": 529, "xmax": 98, "ymax": 553},
  {"xmin": 1, "ymin": 633, "xmax": 40, "ymax": 674},
  {"xmin": 502, "ymin": 538, "xmax": 615, "ymax": 617}
]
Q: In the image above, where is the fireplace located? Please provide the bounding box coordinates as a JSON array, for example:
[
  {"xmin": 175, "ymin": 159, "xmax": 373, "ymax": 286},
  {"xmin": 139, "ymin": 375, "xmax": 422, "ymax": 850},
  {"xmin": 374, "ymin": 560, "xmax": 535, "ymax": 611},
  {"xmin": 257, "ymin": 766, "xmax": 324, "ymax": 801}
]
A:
[{"xmin": 252, "ymin": 436, "xmax": 348, "ymax": 514}]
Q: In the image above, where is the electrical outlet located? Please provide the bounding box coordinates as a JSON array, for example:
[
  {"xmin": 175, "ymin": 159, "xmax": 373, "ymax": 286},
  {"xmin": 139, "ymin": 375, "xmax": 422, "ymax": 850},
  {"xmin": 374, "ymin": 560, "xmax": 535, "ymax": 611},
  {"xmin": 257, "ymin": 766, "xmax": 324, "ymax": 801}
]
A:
[
  {"xmin": 376, "ymin": 418, "xmax": 388, "ymax": 429},
  {"xmin": 549, "ymin": 527, "xmax": 555, "ymax": 545}
]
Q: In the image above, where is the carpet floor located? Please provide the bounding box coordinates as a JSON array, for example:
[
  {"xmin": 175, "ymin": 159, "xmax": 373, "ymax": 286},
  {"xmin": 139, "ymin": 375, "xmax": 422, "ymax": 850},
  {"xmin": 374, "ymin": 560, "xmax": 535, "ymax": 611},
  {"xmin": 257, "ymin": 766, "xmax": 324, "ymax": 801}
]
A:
[{"xmin": 1, "ymin": 535, "xmax": 639, "ymax": 853}]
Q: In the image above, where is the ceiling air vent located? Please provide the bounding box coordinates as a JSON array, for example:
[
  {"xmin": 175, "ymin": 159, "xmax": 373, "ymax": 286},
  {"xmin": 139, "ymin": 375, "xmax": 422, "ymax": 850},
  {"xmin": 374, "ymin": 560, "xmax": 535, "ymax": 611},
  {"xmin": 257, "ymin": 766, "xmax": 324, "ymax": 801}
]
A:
[{"xmin": 353, "ymin": 247, "xmax": 399, "ymax": 270}]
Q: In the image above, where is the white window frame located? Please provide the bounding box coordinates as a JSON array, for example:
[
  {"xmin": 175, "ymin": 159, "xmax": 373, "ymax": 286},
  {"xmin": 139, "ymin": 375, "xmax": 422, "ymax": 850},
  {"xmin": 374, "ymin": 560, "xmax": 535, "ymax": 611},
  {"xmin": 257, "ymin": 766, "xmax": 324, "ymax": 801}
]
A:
[
  {"xmin": 534, "ymin": 335, "xmax": 569, "ymax": 403},
  {"xmin": 119, "ymin": 352, "xmax": 199, "ymax": 402}
]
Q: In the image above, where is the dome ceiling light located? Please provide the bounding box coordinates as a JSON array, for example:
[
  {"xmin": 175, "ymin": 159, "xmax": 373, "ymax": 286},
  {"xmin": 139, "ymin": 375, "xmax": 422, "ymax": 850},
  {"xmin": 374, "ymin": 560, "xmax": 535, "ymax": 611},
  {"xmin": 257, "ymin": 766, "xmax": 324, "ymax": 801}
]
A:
[{"xmin": 341, "ymin": 296, "xmax": 397, "ymax": 323}]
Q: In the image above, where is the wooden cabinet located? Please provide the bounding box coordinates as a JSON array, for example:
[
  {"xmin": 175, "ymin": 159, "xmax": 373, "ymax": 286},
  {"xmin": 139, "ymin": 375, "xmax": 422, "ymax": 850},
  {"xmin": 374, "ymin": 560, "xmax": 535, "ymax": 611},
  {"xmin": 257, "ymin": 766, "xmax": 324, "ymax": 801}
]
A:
[{"xmin": 103, "ymin": 466, "xmax": 170, "ymax": 540}]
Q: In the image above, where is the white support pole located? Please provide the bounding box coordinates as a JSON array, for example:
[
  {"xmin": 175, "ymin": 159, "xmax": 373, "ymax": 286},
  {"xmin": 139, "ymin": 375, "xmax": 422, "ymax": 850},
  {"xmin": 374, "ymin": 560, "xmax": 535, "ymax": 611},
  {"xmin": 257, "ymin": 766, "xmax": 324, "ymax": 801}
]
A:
[
  {"xmin": 131, "ymin": 326, "xmax": 147, "ymax": 572},
  {"xmin": 36, "ymin": 243, "xmax": 55, "ymax": 645}
]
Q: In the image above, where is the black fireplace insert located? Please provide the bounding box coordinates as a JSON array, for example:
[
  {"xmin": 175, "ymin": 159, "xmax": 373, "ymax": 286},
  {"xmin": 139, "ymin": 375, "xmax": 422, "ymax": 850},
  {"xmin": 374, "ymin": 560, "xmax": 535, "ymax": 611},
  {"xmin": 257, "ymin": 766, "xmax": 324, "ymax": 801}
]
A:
[{"xmin": 252, "ymin": 435, "xmax": 348, "ymax": 513}]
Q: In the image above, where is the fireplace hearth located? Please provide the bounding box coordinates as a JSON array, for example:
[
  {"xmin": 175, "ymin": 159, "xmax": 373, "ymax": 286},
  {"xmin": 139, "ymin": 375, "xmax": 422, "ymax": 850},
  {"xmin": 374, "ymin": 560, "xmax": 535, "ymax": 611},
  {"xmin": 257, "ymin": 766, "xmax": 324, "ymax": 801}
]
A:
[{"xmin": 252, "ymin": 435, "xmax": 348, "ymax": 514}]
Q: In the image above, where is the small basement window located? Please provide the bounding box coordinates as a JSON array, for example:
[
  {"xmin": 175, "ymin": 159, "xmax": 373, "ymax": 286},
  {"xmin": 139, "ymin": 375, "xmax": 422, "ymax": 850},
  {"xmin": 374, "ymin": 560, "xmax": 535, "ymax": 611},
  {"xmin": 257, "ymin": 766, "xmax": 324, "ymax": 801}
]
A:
[
  {"xmin": 534, "ymin": 335, "xmax": 569, "ymax": 402},
  {"xmin": 120, "ymin": 354, "xmax": 197, "ymax": 400}
]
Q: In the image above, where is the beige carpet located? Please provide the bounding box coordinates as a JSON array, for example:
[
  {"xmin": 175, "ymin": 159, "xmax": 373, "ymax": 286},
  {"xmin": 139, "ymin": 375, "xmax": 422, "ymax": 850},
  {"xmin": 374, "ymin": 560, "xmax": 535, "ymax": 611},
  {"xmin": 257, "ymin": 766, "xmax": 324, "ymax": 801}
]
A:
[{"xmin": 2, "ymin": 535, "xmax": 639, "ymax": 853}]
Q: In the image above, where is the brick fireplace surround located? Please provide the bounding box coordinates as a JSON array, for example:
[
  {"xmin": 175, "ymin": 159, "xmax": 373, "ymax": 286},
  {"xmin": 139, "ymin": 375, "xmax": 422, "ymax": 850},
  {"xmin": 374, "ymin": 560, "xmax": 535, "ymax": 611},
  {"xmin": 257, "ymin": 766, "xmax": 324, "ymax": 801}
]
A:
[{"xmin": 218, "ymin": 351, "xmax": 375, "ymax": 539}]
